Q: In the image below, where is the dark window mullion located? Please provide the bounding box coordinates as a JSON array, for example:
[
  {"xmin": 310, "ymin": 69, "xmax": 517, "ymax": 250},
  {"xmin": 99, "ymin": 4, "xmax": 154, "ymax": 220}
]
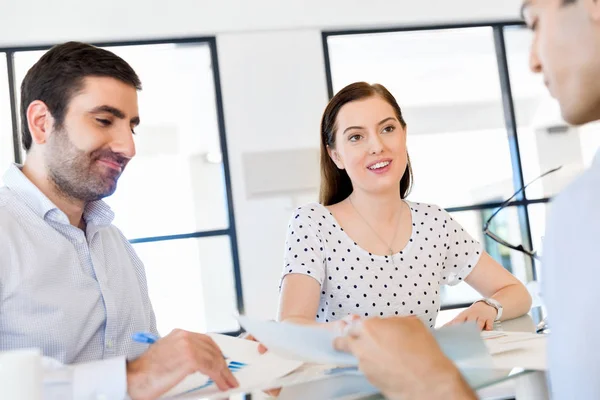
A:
[
  {"xmin": 7, "ymin": 51, "xmax": 21, "ymax": 165},
  {"xmin": 493, "ymin": 26, "xmax": 536, "ymax": 281},
  {"xmin": 129, "ymin": 229, "xmax": 232, "ymax": 244},
  {"xmin": 207, "ymin": 37, "xmax": 245, "ymax": 315},
  {"xmin": 322, "ymin": 33, "xmax": 334, "ymax": 99},
  {"xmin": 446, "ymin": 197, "xmax": 550, "ymax": 214}
]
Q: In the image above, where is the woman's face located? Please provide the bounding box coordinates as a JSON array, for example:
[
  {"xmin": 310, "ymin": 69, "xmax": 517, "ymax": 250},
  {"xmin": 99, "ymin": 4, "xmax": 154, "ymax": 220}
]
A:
[{"xmin": 328, "ymin": 95, "xmax": 408, "ymax": 196}]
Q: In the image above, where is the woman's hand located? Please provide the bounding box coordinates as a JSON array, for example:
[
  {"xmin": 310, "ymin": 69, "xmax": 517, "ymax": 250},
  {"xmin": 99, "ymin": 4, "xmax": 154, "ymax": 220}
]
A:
[
  {"xmin": 238, "ymin": 332, "xmax": 268, "ymax": 354},
  {"xmin": 444, "ymin": 301, "xmax": 498, "ymax": 331}
]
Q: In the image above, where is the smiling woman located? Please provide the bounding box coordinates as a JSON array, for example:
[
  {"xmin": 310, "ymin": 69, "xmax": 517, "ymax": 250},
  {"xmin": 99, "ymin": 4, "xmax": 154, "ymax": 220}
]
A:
[{"xmin": 277, "ymin": 82, "xmax": 532, "ymax": 332}]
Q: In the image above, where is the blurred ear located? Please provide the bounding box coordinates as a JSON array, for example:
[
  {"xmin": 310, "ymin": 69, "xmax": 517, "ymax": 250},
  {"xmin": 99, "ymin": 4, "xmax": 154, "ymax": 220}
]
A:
[
  {"xmin": 327, "ymin": 146, "xmax": 345, "ymax": 170},
  {"xmin": 26, "ymin": 100, "xmax": 54, "ymax": 146}
]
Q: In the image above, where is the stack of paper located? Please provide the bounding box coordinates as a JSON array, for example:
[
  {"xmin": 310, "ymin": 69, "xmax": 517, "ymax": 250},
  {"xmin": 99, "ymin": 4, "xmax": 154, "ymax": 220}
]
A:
[{"xmin": 481, "ymin": 331, "xmax": 547, "ymax": 371}]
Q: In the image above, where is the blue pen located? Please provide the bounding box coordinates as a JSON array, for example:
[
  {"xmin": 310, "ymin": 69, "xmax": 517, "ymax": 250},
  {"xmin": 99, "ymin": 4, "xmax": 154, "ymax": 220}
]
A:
[{"xmin": 132, "ymin": 332, "xmax": 159, "ymax": 344}]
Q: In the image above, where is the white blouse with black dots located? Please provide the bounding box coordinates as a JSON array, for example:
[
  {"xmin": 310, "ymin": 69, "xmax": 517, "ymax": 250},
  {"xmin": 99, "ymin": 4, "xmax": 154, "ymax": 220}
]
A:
[{"xmin": 280, "ymin": 201, "xmax": 483, "ymax": 328}]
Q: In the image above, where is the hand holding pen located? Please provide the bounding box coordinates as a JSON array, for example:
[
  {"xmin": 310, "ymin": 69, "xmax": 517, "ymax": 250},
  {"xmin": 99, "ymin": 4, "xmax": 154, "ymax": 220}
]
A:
[{"xmin": 126, "ymin": 329, "xmax": 239, "ymax": 400}]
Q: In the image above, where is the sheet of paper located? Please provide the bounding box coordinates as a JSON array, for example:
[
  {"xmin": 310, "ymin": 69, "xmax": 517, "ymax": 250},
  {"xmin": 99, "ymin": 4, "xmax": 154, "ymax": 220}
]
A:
[
  {"xmin": 481, "ymin": 331, "xmax": 507, "ymax": 340},
  {"xmin": 237, "ymin": 316, "xmax": 357, "ymax": 365},
  {"xmin": 483, "ymin": 332, "xmax": 547, "ymax": 371},
  {"xmin": 483, "ymin": 331, "xmax": 545, "ymax": 355},
  {"xmin": 237, "ymin": 316, "xmax": 493, "ymax": 369},
  {"xmin": 164, "ymin": 333, "xmax": 303, "ymax": 399}
]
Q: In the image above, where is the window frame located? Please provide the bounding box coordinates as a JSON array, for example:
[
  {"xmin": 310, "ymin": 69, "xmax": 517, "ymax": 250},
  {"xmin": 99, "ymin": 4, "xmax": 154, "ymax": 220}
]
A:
[
  {"xmin": 1, "ymin": 37, "xmax": 245, "ymax": 334},
  {"xmin": 322, "ymin": 21, "xmax": 550, "ymax": 310}
]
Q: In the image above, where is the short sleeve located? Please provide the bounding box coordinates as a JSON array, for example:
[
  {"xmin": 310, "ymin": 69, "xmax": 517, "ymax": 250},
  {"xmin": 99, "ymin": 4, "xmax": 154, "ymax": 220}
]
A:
[
  {"xmin": 280, "ymin": 207, "xmax": 326, "ymax": 288},
  {"xmin": 441, "ymin": 211, "xmax": 483, "ymax": 286}
]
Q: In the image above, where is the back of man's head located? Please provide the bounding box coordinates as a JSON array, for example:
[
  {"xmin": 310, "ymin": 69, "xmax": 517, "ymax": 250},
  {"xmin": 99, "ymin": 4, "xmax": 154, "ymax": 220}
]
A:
[{"xmin": 20, "ymin": 41, "xmax": 142, "ymax": 152}]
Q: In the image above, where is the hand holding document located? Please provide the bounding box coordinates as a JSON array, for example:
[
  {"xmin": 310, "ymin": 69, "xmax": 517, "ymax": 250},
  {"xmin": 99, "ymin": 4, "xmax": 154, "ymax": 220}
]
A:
[
  {"xmin": 237, "ymin": 315, "xmax": 493, "ymax": 369},
  {"xmin": 166, "ymin": 333, "xmax": 302, "ymax": 399}
]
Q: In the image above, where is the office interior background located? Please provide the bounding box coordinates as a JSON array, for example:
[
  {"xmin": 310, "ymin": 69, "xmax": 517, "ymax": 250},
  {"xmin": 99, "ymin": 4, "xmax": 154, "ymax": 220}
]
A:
[{"xmin": 1, "ymin": 0, "xmax": 598, "ymax": 336}]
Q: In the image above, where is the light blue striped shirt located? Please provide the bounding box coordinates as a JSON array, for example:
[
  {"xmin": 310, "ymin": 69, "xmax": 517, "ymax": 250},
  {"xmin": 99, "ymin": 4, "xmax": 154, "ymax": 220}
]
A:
[
  {"xmin": 0, "ymin": 164, "xmax": 158, "ymax": 398},
  {"xmin": 543, "ymin": 150, "xmax": 600, "ymax": 399}
]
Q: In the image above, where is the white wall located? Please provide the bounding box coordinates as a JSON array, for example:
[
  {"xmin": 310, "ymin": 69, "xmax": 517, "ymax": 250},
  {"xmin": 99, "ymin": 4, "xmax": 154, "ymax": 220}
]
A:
[
  {"xmin": 218, "ymin": 29, "xmax": 329, "ymax": 318},
  {"xmin": 0, "ymin": 0, "xmax": 526, "ymax": 321}
]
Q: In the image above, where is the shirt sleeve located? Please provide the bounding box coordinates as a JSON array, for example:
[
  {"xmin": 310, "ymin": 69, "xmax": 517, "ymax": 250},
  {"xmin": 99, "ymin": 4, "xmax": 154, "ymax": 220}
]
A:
[
  {"xmin": 43, "ymin": 356, "xmax": 127, "ymax": 399},
  {"xmin": 280, "ymin": 207, "xmax": 327, "ymax": 287},
  {"xmin": 440, "ymin": 210, "xmax": 483, "ymax": 286},
  {"xmin": 542, "ymin": 179, "xmax": 600, "ymax": 399}
]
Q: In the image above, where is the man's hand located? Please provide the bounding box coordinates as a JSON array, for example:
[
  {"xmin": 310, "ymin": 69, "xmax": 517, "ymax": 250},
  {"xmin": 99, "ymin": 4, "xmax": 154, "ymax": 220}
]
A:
[
  {"xmin": 334, "ymin": 317, "xmax": 476, "ymax": 400},
  {"xmin": 126, "ymin": 329, "xmax": 238, "ymax": 400}
]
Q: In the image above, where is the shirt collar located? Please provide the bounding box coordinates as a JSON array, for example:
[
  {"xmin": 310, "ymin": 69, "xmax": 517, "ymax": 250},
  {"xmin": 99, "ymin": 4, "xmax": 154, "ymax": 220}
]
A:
[{"xmin": 3, "ymin": 163, "xmax": 114, "ymax": 227}]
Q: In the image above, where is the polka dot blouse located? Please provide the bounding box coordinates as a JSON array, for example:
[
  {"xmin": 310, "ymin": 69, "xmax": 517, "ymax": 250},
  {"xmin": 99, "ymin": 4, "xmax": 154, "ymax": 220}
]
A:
[{"xmin": 280, "ymin": 201, "xmax": 483, "ymax": 328}]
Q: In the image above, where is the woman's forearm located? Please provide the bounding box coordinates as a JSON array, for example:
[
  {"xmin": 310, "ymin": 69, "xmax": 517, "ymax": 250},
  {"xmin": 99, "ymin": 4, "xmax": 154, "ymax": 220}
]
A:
[{"xmin": 491, "ymin": 283, "xmax": 532, "ymax": 320}]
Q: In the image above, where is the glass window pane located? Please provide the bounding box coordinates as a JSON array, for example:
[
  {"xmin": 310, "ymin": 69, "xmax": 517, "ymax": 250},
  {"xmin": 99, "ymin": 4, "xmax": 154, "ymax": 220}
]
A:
[
  {"xmin": 0, "ymin": 53, "xmax": 14, "ymax": 182},
  {"xmin": 441, "ymin": 207, "xmax": 529, "ymax": 306},
  {"xmin": 13, "ymin": 43, "xmax": 229, "ymax": 238},
  {"xmin": 133, "ymin": 236, "xmax": 239, "ymax": 335},
  {"xmin": 505, "ymin": 26, "xmax": 600, "ymax": 199},
  {"xmin": 527, "ymin": 202, "xmax": 551, "ymax": 282},
  {"xmin": 12, "ymin": 50, "xmax": 43, "ymax": 165},
  {"xmin": 327, "ymin": 28, "xmax": 516, "ymax": 208}
]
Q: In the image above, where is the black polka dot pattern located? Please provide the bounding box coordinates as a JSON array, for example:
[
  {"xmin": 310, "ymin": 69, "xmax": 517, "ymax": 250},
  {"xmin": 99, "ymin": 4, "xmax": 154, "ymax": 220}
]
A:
[{"xmin": 281, "ymin": 201, "xmax": 483, "ymax": 328}]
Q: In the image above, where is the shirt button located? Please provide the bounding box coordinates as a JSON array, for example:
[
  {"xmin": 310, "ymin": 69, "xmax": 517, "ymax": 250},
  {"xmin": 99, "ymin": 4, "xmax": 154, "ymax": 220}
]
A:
[{"xmin": 106, "ymin": 339, "xmax": 113, "ymax": 349}]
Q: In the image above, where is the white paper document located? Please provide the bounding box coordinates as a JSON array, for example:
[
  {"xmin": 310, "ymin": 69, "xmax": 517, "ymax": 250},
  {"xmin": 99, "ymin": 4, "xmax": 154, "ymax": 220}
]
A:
[
  {"xmin": 237, "ymin": 316, "xmax": 493, "ymax": 369},
  {"xmin": 165, "ymin": 333, "xmax": 303, "ymax": 399},
  {"xmin": 482, "ymin": 331, "xmax": 547, "ymax": 371}
]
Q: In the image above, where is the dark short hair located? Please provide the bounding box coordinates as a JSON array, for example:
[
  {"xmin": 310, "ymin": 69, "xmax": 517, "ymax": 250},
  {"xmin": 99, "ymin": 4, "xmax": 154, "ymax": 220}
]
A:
[
  {"xmin": 318, "ymin": 82, "xmax": 413, "ymax": 206},
  {"xmin": 20, "ymin": 41, "xmax": 142, "ymax": 151}
]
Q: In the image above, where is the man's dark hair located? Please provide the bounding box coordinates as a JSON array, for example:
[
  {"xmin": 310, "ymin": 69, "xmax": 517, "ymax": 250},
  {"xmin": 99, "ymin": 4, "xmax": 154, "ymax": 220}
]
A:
[{"xmin": 20, "ymin": 41, "xmax": 142, "ymax": 152}]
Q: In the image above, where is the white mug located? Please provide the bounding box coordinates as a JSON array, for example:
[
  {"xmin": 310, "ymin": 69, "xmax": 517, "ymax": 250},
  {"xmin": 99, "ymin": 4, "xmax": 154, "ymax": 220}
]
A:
[{"xmin": 0, "ymin": 348, "xmax": 42, "ymax": 400}]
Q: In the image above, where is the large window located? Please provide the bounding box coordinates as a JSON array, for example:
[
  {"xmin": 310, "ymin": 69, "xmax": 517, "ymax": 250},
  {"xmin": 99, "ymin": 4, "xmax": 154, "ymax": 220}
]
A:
[
  {"xmin": 2, "ymin": 39, "xmax": 242, "ymax": 334},
  {"xmin": 324, "ymin": 23, "xmax": 594, "ymax": 307},
  {"xmin": 504, "ymin": 26, "xmax": 600, "ymax": 280}
]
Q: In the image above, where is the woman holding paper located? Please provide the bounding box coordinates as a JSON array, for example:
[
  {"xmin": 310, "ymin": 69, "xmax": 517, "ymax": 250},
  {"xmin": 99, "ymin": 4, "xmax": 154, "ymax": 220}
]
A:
[{"xmin": 278, "ymin": 82, "xmax": 531, "ymax": 331}]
